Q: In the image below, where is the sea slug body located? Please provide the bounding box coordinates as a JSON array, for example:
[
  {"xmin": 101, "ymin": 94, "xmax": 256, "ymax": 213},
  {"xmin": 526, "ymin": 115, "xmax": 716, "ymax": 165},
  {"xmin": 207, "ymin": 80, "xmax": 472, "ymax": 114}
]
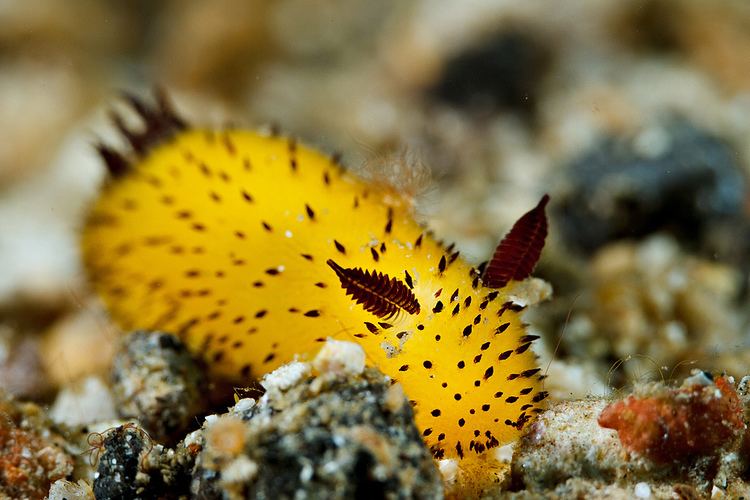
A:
[{"xmin": 82, "ymin": 91, "xmax": 550, "ymax": 460}]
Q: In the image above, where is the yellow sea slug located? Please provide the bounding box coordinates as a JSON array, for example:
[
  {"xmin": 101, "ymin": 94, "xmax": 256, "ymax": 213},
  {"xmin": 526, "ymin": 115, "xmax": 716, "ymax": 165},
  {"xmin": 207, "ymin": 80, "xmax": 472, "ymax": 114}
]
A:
[{"xmin": 82, "ymin": 92, "xmax": 550, "ymax": 460}]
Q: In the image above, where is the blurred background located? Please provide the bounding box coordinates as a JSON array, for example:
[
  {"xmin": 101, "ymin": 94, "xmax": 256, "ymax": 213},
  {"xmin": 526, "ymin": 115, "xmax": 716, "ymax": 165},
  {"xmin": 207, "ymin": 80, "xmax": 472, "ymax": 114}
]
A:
[{"xmin": 3, "ymin": 0, "xmax": 750, "ymax": 404}]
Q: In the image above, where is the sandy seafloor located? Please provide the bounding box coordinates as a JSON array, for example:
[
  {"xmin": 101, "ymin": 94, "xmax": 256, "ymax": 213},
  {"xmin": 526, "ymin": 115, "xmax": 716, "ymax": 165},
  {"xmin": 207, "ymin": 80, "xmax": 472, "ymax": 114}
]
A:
[{"xmin": 3, "ymin": 1, "xmax": 750, "ymax": 498}]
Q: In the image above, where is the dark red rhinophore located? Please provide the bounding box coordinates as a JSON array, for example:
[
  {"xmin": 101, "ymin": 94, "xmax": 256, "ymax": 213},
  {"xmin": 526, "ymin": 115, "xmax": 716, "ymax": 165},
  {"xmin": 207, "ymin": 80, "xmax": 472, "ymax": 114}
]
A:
[
  {"xmin": 327, "ymin": 259, "xmax": 421, "ymax": 319},
  {"xmin": 482, "ymin": 194, "xmax": 549, "ymax": 288}
]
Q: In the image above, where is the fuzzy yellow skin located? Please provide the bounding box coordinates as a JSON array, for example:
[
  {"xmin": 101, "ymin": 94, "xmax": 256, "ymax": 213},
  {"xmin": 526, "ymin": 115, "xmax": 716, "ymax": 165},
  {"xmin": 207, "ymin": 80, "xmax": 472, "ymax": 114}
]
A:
[{"xmin": 82, "ymin": 129, "xmax": 546, "ymax": 459}]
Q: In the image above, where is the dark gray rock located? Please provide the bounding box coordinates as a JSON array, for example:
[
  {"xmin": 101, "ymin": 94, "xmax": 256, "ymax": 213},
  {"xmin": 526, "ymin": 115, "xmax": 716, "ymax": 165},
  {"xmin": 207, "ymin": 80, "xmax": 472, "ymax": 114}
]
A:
[
  {"xmin": 430, "ymin": 29, "xmax": 552, "ymax": 118},
  {"xmin": 92, "ymin": 425, "xmax": 146, "ymax": 500},
  {"xmin": 191, "ymin": 366, "xmax": 444, "ymax": 500},
  {"xmin": 555, "ymin": 120, "xmax": 747, "ymax": 256},
  {"xmin": 111, "ymin": 331, "xmax": 208, "ymax": 445}
]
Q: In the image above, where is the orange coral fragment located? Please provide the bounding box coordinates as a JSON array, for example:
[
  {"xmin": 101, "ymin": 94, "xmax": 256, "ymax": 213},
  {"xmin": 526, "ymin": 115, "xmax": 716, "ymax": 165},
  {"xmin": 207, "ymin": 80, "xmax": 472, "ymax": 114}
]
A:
[
  {"xmin": 0, "ymin": 406, "xmax": 73, "ymax": 498},
  {"xmin": 598, "ymin": 376, "xmax": 745, "ymax": 463}
]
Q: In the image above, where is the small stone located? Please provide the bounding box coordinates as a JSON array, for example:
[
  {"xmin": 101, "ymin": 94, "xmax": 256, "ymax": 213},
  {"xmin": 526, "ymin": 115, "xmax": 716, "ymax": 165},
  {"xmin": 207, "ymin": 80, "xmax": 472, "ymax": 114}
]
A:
[
  {"xmin": 312, "ymin": 338, "xmax": 366, "ymax": 376},
  {"xmin": 634, "ymin": 481, "xmax": 651, "ymax": 498},
  {"xmin": 220, "ymin": 455, "xmax": 258, "ymax": 485},
  {"xmin": 49, "ymin": 376, "xmax": 116, "ymax": 426},
  {"xmin": 505, "ymin": 277, "xmax": 553, "ymax": 308},
  {"xmin": 438, "ymin": 458, "xmax": 459, "ymax": 487},
  {"xmin": 231, "ymin": 398, "xmax": 256, "ymax": 417}
]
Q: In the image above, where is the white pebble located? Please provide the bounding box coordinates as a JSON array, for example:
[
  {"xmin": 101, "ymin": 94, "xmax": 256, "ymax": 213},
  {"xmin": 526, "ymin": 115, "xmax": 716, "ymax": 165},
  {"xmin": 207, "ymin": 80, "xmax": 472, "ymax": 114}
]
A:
[
  {"xmin": 221, "ymin": 456, "xmax": 258, "ymax": 484},
  {"xmin": 49, "ymin": 376, "xmax": 117, "ymax": 426},
  {"xmin": 299, "ymin": 462, "xmax": 314, "ymax": 483},
  {"xmin": 493, "ymin": 442, "xmax": 515, "ymax": 463},
  {"xmin": 438, "ymin": 459, "xmax": 458, "ymax": 486},
  {"xmin": 312, "ymin": 339, "xmax": 366, "ymax": 376},
  {"xmin": 261, "ymin": 361, "xmax": 311, "ymax": 392},
  {"xmin": 634, "ymin": 482, "xmax": 651, "ymax": 498},
  {"xmin": 232, "ymin": 398, "xmax": 256, "ymax": 414}
]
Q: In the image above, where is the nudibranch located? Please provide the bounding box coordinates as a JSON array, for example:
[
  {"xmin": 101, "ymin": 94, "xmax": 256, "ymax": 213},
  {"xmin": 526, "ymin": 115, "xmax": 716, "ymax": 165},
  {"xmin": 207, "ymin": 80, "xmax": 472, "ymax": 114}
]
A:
[{"xmin": 82, "ymin": 92, "xmax": 550, "ymax": 460}]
